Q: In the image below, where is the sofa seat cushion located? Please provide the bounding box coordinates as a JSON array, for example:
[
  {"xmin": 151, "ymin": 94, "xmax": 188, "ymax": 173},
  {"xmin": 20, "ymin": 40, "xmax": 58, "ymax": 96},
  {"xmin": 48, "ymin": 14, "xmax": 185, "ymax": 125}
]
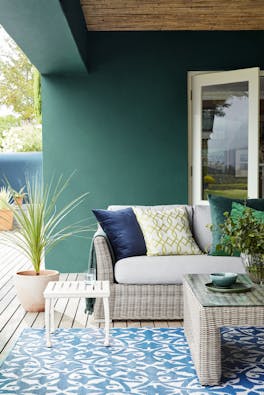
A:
[{"xmin": 114, "ymin": 255, "xmax": 245, "ymax": 284}]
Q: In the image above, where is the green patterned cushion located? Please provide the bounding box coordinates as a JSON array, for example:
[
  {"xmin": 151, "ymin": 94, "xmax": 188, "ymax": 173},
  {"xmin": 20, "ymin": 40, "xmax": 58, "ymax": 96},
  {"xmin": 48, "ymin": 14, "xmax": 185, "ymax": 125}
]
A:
[{"xmin": 133, "ymin": 207, "xmax": 202, "ymax": 256}]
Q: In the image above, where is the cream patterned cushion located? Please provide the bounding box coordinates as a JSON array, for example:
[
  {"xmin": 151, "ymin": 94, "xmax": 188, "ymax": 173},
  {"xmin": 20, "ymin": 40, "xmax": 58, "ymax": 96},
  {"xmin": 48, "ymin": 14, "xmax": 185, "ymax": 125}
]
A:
[{"xmin": 133, "ymin": 207, "xmax": 202, "ymax": 256}]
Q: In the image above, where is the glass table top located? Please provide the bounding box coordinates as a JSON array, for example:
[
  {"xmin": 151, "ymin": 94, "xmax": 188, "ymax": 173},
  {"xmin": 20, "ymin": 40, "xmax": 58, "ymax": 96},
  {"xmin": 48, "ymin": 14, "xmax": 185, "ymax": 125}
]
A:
[{"xmin": 184, "ymin": 274, "xmax": 264, "ymax": 307}]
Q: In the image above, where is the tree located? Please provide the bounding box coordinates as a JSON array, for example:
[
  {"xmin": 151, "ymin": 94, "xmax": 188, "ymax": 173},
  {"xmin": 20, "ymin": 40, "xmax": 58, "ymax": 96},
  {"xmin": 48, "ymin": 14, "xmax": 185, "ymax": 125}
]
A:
[
  {"xmin": 0, "ymin": 27, "xmax": 41, "ymax": 122},
  {"xmin": 33, "ymin": 67, "xmax": 42, "ymax": 123},
  {"xmin": 0, "ymin": 115, "xmax": 19, "ymax": 136}
]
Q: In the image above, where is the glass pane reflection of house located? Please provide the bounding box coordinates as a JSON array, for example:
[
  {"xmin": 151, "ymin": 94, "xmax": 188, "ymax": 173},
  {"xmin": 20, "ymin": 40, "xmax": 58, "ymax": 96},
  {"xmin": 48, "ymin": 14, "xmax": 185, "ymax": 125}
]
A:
[{"xmin": 201, "ymin": 82, "xmax": 249, "ymax": 200}]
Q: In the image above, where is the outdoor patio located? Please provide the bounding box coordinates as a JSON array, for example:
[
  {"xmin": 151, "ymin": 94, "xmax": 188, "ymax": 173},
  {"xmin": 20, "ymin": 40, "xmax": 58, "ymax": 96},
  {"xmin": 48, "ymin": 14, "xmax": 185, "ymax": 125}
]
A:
[
  {"xmin": 0, "ymin": 1, "xmax": 263, "ymax": 393},
  {"xmin": 0, "ymin": 239, "xmax": 182, "ymax": 362}
]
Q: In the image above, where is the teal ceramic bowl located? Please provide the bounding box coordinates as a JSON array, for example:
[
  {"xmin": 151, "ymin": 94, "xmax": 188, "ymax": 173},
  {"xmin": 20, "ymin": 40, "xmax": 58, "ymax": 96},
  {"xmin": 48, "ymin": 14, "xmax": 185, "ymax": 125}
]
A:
[{"xmin": 210, "ymin": 272, "xmax": 238, "ymax": 287}]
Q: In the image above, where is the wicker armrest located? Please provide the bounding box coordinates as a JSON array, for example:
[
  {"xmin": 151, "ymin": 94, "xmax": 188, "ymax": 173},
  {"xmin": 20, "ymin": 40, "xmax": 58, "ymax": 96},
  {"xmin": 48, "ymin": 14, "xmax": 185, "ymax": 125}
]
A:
[{"xmin": 94, "ymin": 236, "xmax": 114, "ymax": 283}]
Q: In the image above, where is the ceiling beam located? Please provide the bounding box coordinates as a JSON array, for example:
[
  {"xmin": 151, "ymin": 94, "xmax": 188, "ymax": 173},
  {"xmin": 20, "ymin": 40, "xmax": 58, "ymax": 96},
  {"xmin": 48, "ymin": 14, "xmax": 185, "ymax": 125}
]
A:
[{"xmin": 0, "ymin": 0, "xmax": 88, "ymax": 75}]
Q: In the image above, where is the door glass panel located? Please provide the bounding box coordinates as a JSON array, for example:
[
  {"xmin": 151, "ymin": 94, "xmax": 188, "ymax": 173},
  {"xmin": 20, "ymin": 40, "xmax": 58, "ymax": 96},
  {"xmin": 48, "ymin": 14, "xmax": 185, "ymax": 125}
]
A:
[
  {"xmin": 260, "ymin": 77, "xmax": 264, "ymax": 198},
  {"xmin": 201, "ymin": 82, "xmax": 248, "ymax": 200}
]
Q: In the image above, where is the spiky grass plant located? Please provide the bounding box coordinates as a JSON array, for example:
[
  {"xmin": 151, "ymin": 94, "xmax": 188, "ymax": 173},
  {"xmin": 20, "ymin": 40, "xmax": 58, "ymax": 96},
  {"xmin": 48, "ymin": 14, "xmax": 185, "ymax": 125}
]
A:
[
  {"xmin": 0, "ymin": 187, "xmax": 13, "ymax": 210},
  {"xmin": 1, "ymin": 175, "xmax": 90, "ymax": 275}
]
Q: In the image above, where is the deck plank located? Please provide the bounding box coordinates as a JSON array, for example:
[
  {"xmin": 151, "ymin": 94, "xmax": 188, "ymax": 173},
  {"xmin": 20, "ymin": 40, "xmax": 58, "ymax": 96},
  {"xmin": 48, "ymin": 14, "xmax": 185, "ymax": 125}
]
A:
[
  {"xmin": 154, "ymin": 321, "xmax": 169, "ymax": 328},
  {"xmin": 140, "ymin": 321, "xmax": 155, "ymax": 328},
  {"xmin": 127, "ymin": 321, "xmax": 141, "ymax": 328},
  {"xmin": 167, "ymin": 320, "xmax": 183, "ymax": 327}
]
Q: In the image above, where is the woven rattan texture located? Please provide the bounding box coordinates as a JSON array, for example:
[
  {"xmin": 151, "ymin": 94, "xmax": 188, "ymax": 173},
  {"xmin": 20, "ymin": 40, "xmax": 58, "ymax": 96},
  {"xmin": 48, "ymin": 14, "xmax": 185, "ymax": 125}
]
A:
[
  {"xmin": 183, "ymin": 276, "xmax": 264, "ymax": 385},
  {"xmin": 93, "ymin": 236, "xmax": 183, "ymax": 320}
]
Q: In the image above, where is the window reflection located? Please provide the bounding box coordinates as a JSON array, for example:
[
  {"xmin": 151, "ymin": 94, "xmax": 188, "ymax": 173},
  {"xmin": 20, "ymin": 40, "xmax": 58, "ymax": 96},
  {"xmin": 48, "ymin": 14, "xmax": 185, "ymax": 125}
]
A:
[{"xmin": 201, "ymin": 82, "xmax": 248, "ymax": 200}]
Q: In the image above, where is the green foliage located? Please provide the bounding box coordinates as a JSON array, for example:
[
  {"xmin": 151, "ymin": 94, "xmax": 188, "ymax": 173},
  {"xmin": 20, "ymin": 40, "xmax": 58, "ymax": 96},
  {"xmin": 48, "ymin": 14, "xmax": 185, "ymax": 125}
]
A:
[
  {"xmin": 0, "ymin": 115, "xmax": 20, "ymax": 135},
  {"xmin": 0, "ymin": 27, "xmax": 41, "ymax": 122},
  {"xmin": 1, "ymin": 123, "xmax": 42, "ymax": 152},
  {"xmin": 204, "ymin": 175, "xmax": 215, "ymax": 184},
  {"xmin": 12, "ymin": 186, "xmax": 26, "ymax": 198},
  {"xmin": 0, "ymin": 187, "xmax": 12, "ymax": 210},
  {"xmin": 1, "ymin": 175, "xmax": 90, "ymax": 274},
  {"xmin": 33, "ymin": 68, "xmax": 42, "ymax": 123},
  {"xmin": 217, "ymin": 206, "xmax": 264, "ymax": 256},
  {"xmin": 0, "ymin": 47, "xmax": 34, "ymax": 120},
  {"xmin": 204, "ymin": 189, "xmax": 247, "ymax": 200}
]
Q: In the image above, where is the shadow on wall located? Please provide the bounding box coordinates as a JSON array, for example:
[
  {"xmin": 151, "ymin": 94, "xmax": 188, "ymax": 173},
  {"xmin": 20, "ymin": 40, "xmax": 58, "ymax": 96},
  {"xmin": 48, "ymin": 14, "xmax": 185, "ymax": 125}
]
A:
[{"xmin": 0, "ymin": 152, "xmax": 42, "ymax": 191}]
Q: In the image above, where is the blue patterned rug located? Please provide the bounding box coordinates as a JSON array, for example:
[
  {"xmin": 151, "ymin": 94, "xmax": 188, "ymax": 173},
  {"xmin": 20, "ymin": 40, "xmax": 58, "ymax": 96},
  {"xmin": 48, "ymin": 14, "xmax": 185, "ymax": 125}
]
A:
[{"xmin": 0, "ymin": 327, "xmax": 263, "ymax": 394}]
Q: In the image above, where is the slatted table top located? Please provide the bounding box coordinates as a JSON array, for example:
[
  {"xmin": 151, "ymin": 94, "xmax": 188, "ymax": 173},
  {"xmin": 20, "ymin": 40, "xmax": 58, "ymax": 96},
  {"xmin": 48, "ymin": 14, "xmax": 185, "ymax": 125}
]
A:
[
  {"xmin": 44, "ymin": 280, "xmax": 110, "ymax": 298},
  {"xmin": 184, "ymin": 274, "xmax": 264, "ymax": 307}
]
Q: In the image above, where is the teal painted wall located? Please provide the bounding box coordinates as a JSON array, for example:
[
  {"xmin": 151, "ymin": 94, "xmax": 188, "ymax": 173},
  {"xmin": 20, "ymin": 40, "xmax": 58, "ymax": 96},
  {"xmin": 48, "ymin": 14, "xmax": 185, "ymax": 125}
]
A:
[{"xmin": 43, "ymin": 31, "xmax": 264, "ymax": 272}]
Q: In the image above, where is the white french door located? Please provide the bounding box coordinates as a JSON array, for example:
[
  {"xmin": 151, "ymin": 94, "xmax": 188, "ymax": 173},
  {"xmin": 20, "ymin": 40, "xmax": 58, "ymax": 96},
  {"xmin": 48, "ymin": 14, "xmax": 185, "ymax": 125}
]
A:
[{"xmin": 190, "ymin": 67, "xmax": 260, "ymax": 205}]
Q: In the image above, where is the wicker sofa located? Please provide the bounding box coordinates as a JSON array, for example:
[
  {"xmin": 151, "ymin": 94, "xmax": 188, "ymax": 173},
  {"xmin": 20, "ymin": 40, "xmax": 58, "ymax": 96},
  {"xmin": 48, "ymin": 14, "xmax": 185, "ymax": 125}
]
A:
[{"xmin": 92, "ymin": 204, "xmax": 245, "ymax": 320}]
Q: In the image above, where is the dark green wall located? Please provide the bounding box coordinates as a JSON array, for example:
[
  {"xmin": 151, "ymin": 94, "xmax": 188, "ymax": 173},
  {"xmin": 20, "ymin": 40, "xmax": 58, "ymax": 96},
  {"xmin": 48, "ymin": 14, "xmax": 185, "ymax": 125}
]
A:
[{"xmin": 43, "ymin": 31, "xmax": 264, "ymax": 272}]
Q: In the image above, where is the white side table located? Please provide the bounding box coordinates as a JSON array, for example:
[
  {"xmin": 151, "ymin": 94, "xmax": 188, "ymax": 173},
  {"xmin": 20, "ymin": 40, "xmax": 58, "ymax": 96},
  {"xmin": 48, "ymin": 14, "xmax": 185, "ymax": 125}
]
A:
[{"xmin": 44, "ymin": 280, "xmax": 110, "ymax": 347}]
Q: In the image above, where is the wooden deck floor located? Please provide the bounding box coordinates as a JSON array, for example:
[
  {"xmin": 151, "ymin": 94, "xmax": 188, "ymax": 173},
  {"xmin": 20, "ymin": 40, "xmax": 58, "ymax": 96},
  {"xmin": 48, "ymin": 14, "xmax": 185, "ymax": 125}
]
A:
[{"xmin": 0, "ymin": 244, "xmax": 182, "ymax": 361}]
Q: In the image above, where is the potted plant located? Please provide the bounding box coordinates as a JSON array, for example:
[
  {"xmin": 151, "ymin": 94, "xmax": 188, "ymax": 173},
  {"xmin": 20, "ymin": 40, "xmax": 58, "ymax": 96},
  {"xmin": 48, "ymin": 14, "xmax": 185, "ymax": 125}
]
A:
[
  {"xmin": 12, "ymin": 186, "xmax": 26, "ymax": 206},
  {"xmin": 0, "ymin": 186, "xmax": 14, "ymax": 230},
  {"xmin": 1, "ymin": 175, "xmax": 90, "ymax": 312},
  {"xmin": 217, "ymin": 205, "xmax": 264, "ymax": 284}
]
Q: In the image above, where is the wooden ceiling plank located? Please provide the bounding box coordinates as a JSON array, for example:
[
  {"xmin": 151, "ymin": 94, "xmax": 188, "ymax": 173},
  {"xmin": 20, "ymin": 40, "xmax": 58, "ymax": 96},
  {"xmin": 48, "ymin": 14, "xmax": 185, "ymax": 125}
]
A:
[{"xmin": 81, "ymin": 0, "xmax": 264, "ymax": 31}]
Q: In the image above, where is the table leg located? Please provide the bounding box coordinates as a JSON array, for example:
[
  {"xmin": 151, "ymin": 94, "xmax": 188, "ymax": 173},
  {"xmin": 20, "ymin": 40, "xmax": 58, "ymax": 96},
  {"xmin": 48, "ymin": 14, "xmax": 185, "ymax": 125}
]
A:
[
  {"xmin": 103, "ymin": 297, "xmax": 110, "ymax": 346},
  {"xmin": 50, "ymin": 298, "xmax": 55, "ymax": 334},
  {"xmin": 45, "ymin": 298, "xmax": 52, "ymax": 347},
  {"xmin": 194, "ymin": 323, "xmax": 221, "ymax": 385},
  {"xmin": 184, "ymin": 282, "xmax": 221, "ymax": 385}
]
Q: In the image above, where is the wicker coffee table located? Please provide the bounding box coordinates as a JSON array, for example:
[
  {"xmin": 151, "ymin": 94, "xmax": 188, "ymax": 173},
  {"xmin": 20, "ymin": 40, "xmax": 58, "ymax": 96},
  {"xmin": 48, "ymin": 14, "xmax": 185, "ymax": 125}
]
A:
[{"xmin": 183, "ymin": 274, "xmax": 264, "ymax": 385}]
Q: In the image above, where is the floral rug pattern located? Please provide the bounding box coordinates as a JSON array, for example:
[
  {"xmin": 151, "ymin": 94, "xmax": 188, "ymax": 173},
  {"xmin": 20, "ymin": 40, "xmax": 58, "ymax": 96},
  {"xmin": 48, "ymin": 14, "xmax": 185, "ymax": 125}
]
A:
[{"xmin": 0, "ymin": 327, "xmax": 263, "ymax": 394}]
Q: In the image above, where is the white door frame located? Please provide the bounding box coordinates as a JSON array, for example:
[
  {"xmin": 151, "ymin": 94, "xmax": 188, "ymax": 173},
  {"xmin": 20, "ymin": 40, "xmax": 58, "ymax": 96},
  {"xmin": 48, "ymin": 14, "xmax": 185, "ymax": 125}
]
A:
[{"xmin": 188, "ymin": 68, "xmax": 261, "ymax": 205}]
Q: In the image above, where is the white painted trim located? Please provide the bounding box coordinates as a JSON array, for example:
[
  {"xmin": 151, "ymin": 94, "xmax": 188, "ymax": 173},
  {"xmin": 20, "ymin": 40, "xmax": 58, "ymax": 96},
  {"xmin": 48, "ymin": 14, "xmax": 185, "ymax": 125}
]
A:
[
  {"xmin": 248, "ymin": 69, "xmax": 260, "ymax": 198},
  {"xmin": 188, "ymin": 71, "xmax": 216, "ymax": 204}
]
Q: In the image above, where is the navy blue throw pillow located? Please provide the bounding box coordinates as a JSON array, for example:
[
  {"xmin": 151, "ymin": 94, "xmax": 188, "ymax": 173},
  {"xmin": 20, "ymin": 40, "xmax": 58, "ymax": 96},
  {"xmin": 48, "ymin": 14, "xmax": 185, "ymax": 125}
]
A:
[{"xmin": 92, "ymin": 208, "xmax": 146, "ymax": 261}]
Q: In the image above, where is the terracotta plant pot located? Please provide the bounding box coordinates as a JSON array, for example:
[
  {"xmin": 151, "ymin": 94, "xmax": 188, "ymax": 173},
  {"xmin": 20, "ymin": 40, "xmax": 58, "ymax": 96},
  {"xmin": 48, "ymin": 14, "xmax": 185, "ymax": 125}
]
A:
[
  {"xmin": 0, "ymin": 209, "xmax": 14, "ymax": 231},
  {"xmin": 14, "ymin": 270, "xmax": 59, "ymax": 312},
  {"xmin": 14, "ymin": 196, "xmax": 23, "ymax": 206}
]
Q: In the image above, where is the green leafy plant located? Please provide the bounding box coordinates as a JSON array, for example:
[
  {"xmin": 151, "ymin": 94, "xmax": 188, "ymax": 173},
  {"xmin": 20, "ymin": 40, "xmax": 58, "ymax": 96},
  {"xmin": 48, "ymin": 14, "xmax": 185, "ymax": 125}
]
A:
[
  {"xmin": 1, "ymin": 122, "xmax": 42, "ymax": 152},
  {"xmin": 1, "ymin": 175, "xmax": 90, "ymax": 275},
  {"xmin": 204, "ymin": 175, "xmax": 215, "ymax": 185},
  {"xmin": 217, "ymin": 206, "xmax": 264, "ymax": 283},
  {"xmin": 0, "ymin": 186, "xmax": 13, "ymax": 210},
  {"xmin": 217, "ymin": 207, "xmax": 264, "ymax": 256}
]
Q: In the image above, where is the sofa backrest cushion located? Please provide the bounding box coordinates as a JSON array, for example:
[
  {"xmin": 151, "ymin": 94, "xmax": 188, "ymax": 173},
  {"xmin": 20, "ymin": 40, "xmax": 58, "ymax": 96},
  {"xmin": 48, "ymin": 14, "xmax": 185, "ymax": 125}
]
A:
[
  {"xmin": 92, "ymin": 207, "xmax": 146, "ymax": 261},
  {"xmin": 108, "ymin": 204, "xmax": 212, "ymax": 254},
  {"xmin": 108, "ymin": 205, "xmax": 193, "ymax": 227},
  {"xmin": 133, "ymin": 206, "xmax": 202, "ymax": 256},
  {"xmin": 192, "ymin": 205, "xmax": 212, "ymax": 253}
]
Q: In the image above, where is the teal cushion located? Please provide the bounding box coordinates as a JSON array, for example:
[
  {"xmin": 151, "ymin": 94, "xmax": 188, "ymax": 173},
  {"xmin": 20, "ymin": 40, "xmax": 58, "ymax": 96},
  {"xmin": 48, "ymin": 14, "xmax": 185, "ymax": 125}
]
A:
[
  {"xmin": 231, "ymin": 202, "xmax": 264, "ymax": 224},
  {"xmin": 247, "ymin": 198, "xmax": 264, "ymax": 211},
  {"xmin": 208, "ymin": 195, "xmax": 242, "ymax": 256}
]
